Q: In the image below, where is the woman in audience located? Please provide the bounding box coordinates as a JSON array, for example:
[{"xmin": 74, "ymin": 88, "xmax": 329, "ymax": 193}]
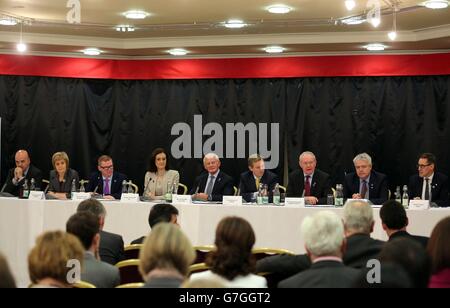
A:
[
  {"xmin": 190, "ymin": 216, "xmax": 267, "ymax": 288},
  {"xmin": 0, "ymin": 252, "xmax": 16, "ymax": 288},
  {"xmin": 139, "ymin": 223, "xmax": 195, "ymax": 288},
  {"xmin": 47, "ymin": 151, "xmax": 79, "ymax": 200},
  {"xmin": 143, "ymin": 148, "xmax": 180, "ymax": 200},
  {"xmin": 28, "ymin": 231, "xmax": 84, "ymax": 288},
  {"xmin": 427, "ymin": 216, "xmax": 450, "ymax": 288}
]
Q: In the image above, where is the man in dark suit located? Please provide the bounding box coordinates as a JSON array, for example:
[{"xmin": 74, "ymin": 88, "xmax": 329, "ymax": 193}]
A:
[
  {"xmin": 408, "ymin": 153, "xmax": 449, "ymax": 207},
  {"xmin": 86, "ymin": 155, "xmax": 128, "ymax": 200},
  {"xmin": 2, "ymin": 149, "xmax": 43, "ymax": 196},
  {"xmin": 239, "ymin": 154, "xmax": 278, "ymax": 202},
  {"xmin": 189, "ymin": 153, "xmax": 234, "ymax": 202},
  {"xmin": 286, "ymin": 151, "xmax": 332, "ymax": 205},
  {"xmin": 76, "ymin": 199, "xmax": 125, "ymax": 265},
  {"xmin": 343, "ymin": 152, "xmax": 388, "ymax": 205},
  {"xmin": 380, "ymin": 200, "xmax": 429, "ymax": 248},
  {"xmin": 278, "ymin": 211, "xmax": 360, "ymax": 288}
]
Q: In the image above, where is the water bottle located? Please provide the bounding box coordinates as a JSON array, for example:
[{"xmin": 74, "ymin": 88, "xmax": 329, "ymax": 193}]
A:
[
  {"xmin": 262, "ymin": 184, "xmax": 269, "ymax": 204},
  {"xmin": 22, "ymin": 179, "xmax": 30, "ymax": 199},
  {"xmin": 122, "ymin": 180, "xmax": 128, "ymax": 194},
  {"xmin": 30, "ymin": 178, "xmax": 36, "ymax": 191},
  {"xmin": 335, "ymin": 184, "xmax": 344, "ymax": 207},
  {"xmin": 395, "ymin": 186, "xmax": 401, "ymax": 204},
  {"xmin": 165, "ymin": 182, "xmax": 173, "ymax": 202},
  {"xmin": 79, "ymin": 181, "xmax": 85, "ymax": 193},
  {"xmin": 71, "ymin": 179, "xmax": 77, "ymax": 198},
  {"xmin": 256, "ymin": 184, "xmax": 263, "ymax": 205},
  {"xmin": 273, "ymin": 183, "xmax": 281, "ymax": 206},
  {"xmin": 172, "ymin": 181, "xmax": 178, "ymax": 195},
  {"xmin": 402, "ymin": 185, "xmax": 409, "ymax": 209},
  {"xmin": 127, "ymin": 181, "xmax": 134, "ymax": 194}
]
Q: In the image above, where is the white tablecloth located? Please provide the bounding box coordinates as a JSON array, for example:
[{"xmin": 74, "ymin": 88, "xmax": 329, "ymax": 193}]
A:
[{"xmin": 1, "ymin": 197, "xmax": 449, "ymax": 287}]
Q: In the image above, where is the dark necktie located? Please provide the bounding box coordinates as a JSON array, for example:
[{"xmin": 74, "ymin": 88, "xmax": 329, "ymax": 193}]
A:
[
  {"xmin": 104, "ymin": 178, "xmax": 110, "ymax": 195},
  {"xmin": 360, "ymin": 180, "xmax": 368, "ymax": 199},
  {"xmin": 424, "ymin": 178, "xmax": 430, "ymax": 200},
  {"xmin": 304, "ymin": 175, "xmax": 311, "ymax": 196},
  {"xmin": 205, "ymin": 175, "xmax": 215, "ymax": 195}
]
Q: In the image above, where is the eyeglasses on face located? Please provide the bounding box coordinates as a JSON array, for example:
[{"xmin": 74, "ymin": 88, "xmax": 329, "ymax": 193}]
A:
[
  {"xmin": 100, "ymin": 165, "xmax": 113, "ymax": 170},
  {"xmin": 417, "ymin": 164, "xmax": 431, "ymax": 169}
]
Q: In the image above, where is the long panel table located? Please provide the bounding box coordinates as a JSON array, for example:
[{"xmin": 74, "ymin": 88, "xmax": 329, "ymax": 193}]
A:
[{"xmin": 1, "ymin": 197, "xmax": 449, "ymax": 287}]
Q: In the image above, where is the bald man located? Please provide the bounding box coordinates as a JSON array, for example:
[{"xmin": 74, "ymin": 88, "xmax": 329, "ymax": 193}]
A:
[{"xmin": 2, "ymin": 150, "xmax": 43, "ymax": 196}]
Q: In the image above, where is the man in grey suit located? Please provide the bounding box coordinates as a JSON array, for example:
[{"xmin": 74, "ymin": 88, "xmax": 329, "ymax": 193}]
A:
[
  {"xmin": 278, "ymin": 211, "xmax": 360, "ymax": 288},
  {"xmin": 66, "ymin": 211, "xmax": 120, "ymax": 288}
]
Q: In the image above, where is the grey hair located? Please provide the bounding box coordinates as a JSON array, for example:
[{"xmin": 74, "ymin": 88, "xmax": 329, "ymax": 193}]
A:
[
  {"xmin": 353, "ymin": 153, "xmax": 372, "ymax": 166},
  {"xmin": 301, "ymin": 211, "xmax": 345, "ymax": 257},
  {"xmin": 299, "ymin": 151, "xmax": 316, "ymax": 161},
  {"xmin": 76, "ymin": 199, "xmax": 107, "ymax": 218},
  {"xmin": 203, "ymin": 153, "xmax": 220, "ymax": 163},
  {"xmin": 343, "ymin": 200, "xmax": 374, "ymax": 234}
]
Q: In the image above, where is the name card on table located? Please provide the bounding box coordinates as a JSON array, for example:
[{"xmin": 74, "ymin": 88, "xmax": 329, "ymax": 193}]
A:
[
  {"xmin": 71, "ymin": 192, "xmax": 91, "ymax": 201},
  {"xmin": 120, "ymin": 193, "xmax": 140, "ymax": 203},
  {"xmin": 29, "ymin": 191, "xmax": 45, "ymax": 200},
  {"xmin": 284, "ymin": 197, "xmax": 305, "ymax": 207},
  {"xmin": 408, "ymin": 200, "xmax": 430, "ymax": 210},
  {"xmin": 223, "ymin": 196, "xmax": 243, "ymax": 206},
  {"xmin": 173, "ymin": 194, "xmax": 192, "ymax": 205}
]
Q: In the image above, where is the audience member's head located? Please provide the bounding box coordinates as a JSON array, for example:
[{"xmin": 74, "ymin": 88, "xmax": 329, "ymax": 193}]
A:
[
  {"xmin": 76, "ymin": 199, "xmax": 107, "ymax": 229},
  {"xmin": 380, "ymin": 200, "xmax": 408, "ymax": 235},
  {"xmin": 181, "ymin": 278, "xmax": 226, "ymax": 288},
  {"xmin": 352, "ymin": 263, "xmax": 412, "ymax": 288},
  {"xmin": 343, "ymin": 200, "xmax": 374, "ymax": 236},
  {"xmin": 427, "ymin": 216, "xmax": 450, "ymax": 274},
  {"xmin": 66, "ymin": 211, "xmax": 100, "ymax": 251},
  {"xmin": 139, "ymin": 223, "xmax": 195, "ymax": 282},
  {"xmin": 148, "ymin": 203, "xmax": 179, "ymax": 229},
  {"xmin": 0, "ymin": 252, "xmax": 16, "ymax": 288},
  {"xmin": 379, "ymin": 237, "xmax": 431, "ymax": 288},
  {"xmin": 302, "ymin": 211, "xmax": 345, "ymax": 260},
  {"xmin": 207, "ymin": 216, "xmax": 256, "ymax": 281},
  {"xmin": 28, "ymin": 231, "xmax": 84, "ymax": 288}
]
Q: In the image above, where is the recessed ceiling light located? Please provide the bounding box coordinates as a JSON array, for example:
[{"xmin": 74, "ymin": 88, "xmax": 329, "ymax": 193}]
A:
[
  {"xmin": 224, "ymin": 19, "xmax": 247, "ymax": 29},
  {"xmin": 168, "ymin": 48, "xmax": 188, "ymax": 56},
  {"xmin": 267, "ymin": 5, "xmax": 292, "ymax": 14},
  {"xmin": 83, "ymin": 48, "xmax": 102, "ymax": 56},
  {"xmin": 124, "ymin": 10, "xmax": 149, "ymax": 19},
  {"xmin": 388, "ymin": 31, "xmax": 397, "ymax": 41},
  {"xmin": 341, "ymin": 16, "xmax": 366, "ymax": 25},
  {"xmin": 369, "ymin": 17, "xmax": 381, "ymax": 28},
  {"xmin": 345, "ymin": 0, "xmax": 356, "ymax": 11},
  {"xmin": 0, "ymin": 18, "xmax": 18, "ymax": 26},
  {"xmin": 264, "ymin": 46, "xmax": 285, "ymax": 53},
  {"xmin": 116, "ymin": 25, "xmax": 135, "ymax": 32},
  {"xmin": 423, "ymin": 0, "xmax": 449, "ymax": 9},
  {"xmin": 365, "ymin": 43, "xmax": 386, "ymax": 51},
  {"xmin": 16, "ymin": 43, "xmax": 26, "ymax": 52}
]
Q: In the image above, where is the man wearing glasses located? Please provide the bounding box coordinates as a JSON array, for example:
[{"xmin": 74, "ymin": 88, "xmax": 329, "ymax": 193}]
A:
[
  {"xmin": 86, "ymin": 155, "xmax": 128, "ymax": 200},
  {"xmin": 408, "ymin": 153, "xmax": 449, "ymax": 207}
]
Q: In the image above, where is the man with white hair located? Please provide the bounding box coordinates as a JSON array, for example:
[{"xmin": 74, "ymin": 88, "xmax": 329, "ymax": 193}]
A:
[
  {"xmin": 278, "ymin": 211, "xmax": 360, "ymax": 288},
  {"xmin": 287, "ymin": 151, "xmax": 332, "ymax": 205},
  {"xmin": 343, "ymin": 152, "xmax": 388, "ymax": 205},
  {"xmin": 190, "ymin": 153, "xmax": 234, "ymax": 202}
]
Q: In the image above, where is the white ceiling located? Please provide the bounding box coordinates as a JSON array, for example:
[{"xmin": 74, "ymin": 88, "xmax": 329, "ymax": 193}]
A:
[{"xmin": 0, "ymin": 0, "xmax": 449, "ymax": 58}]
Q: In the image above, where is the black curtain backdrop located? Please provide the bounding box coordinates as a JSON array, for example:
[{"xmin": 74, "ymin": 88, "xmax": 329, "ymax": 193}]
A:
[{"xmin": 1, "ymin": 75, "xmax": 449, "ymax": 193}]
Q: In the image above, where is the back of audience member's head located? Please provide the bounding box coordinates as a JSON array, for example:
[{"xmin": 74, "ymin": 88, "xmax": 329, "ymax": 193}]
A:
[
  {"xmin": 302, "ymin": 211, "xmax": 345, "ymax": 258},
  {"xmin": 379, "ymin": 237, "xmax": 431, "ymax": 288},
  {"xmin": 427, "ymin": 216, "xmax": 450, "ymax": 274},
  {"xmin": 181, "ymin": 278, "xmax": 226, "ymax": 288},
  {"xmin": 139, "ymin": 223, "xmax": 195, "ymax": 280},
  {"xmin": 207, "ymin": 216, "xmax": 256, "ymax": 281},
  {"xmin": 343, "ymin": 200, "xmax": 374, "ymax": 235},
  {"xmin": 352, "ymin": 263, "xmax": 412, "ymax": 288},
  {"xmin": 76, "ymin": 199, "xmax": 107, "ymax": 228},
  {"xmin": 380, "ymin": 200, "xmax": 408, "ymax": 230},
  {"xmin": 66, "ymin": 211, "xmax": 100, "ymax": 250},
  {"xmin": 0, "ymin": 252, "xmax": 16, "ymax": 288},
  {"xmin": 148, "ymin": 203, "xmax": 179, "ymax": 229},
  {"xmin": 28, "ymin": 231, "xmax": 84, "ymax": 287}
]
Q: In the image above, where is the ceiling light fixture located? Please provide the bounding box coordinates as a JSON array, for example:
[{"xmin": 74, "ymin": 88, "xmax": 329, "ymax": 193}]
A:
[
  {"xmin": 267, "ymin": 5, "xmax": 292, "ymax": 14},
  {"xmin": 365, "ymin": 43, "xmax": 386, "ymax": 51},
  {"xmin": 224, "ymin": 19, "xmax": 247, "ymax": 29},
  {"xmin": 168, "ymin": 48, "xmax": 188, "ymax": 56},
  {"xmin": 116, "ymin": 25, "xmax": 135, "ymax": 32},
  {"xmin": 341, "ymin": 16, "xmax": 366, "ymax": 25},
  {"xmin": 345, "ymin": 0, "xmax": 356, "ymax": 11},
  {"xmin": 124, "ymin": 10, "xmax": 149, "ymax": 19},
  {"xmin": 83, "ymin": 48, "xmax": 101, "ymax": 56},
  {"xmin": 263, "ymin": 46, "xmax": 285, "ymax": 53},
  {"xmin": 0, "ymin": 17, "xmax": 18, "ymax": 26},
  {"xmin": 388, "ymin": 6, "xmax": 397, "ymax": 41},
  {"xmin": 423, "ymin": 0, "xmax": 449, "ymax": 9},
  {"xmin": 16, "ymin": 22, "xmax": 26, "ymax": 53}
]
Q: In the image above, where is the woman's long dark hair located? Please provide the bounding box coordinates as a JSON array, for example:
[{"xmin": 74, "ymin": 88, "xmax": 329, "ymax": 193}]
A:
[{"xmin": 147, "ymin": 148, "xmax": 170, "ymax": 173}]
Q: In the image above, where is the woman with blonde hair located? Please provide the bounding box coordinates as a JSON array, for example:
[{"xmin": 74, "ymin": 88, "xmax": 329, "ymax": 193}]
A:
[
  {"xmin": 47, "ymin": 151, "xmax": 79, "ymax": 199},
  {"xmin": 139, "ymin": 223, "xmax": 195, "ymax": 288}
]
